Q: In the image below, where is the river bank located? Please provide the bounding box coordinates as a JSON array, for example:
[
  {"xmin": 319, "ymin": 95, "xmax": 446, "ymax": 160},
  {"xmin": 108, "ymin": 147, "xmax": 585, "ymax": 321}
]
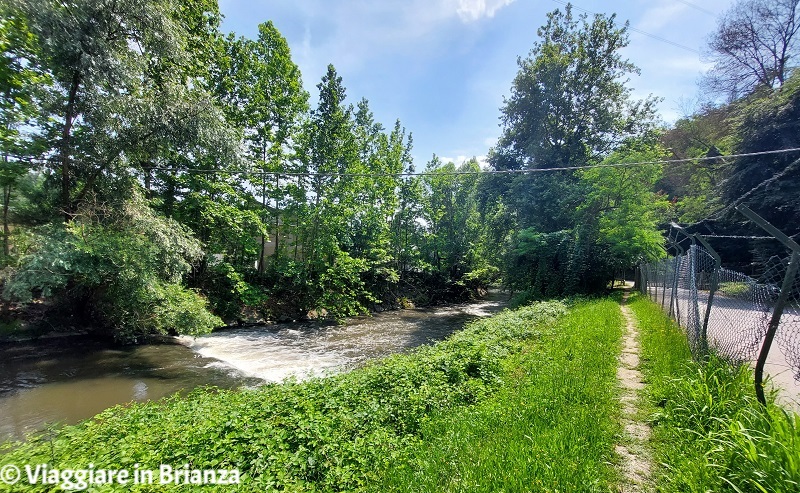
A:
[
  {"xmin": 0, "ymin": 298, "xmax": 624, "ymax": 492},
  {"xmin": 0, "ymin": 292, "xmax": 507, "ymax": 443},
  {"xmin": 5, "ymin": 294, "xmax": 797, "ymax": 491}
]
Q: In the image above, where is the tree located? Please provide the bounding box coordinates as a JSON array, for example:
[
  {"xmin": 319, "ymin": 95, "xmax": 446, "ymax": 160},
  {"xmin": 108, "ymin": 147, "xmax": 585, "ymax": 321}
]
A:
[
  {"xmin": 486, "ymin": 4, "xmax": 661, "ymax": 298},
  {"xmin": 15, "ymin": 0, "xmax": 234, "ymax": 219},
  {"xmin": 658, "ymin": 105, "xmax": 735, "ymax": 223},
  {"xmin": 4, "ymin": 192, "xmax": 222, "ymax": 341},
  {"xmin": 212, "ymin": 23, "xmax": 308, "ymax": 272},
  {"xmin": 0, "ymin": 8, "xmax": 43, "ymax": 260},
  {"xmin": 703, "ymin": 0, "xmax": 800, "ymax": 100},
  {"xmin": 421, "ymin": 157, "xmax": 485, "ymax": 281},
  {"xmin": 720, "ymin": 71, "xmax": 800, "ymax": 235},
  {"xmin": 491, "ymin": 3, "xmax": 657, "ymax": 233},
  {"xmin": 577, "ymin": 139, "xmax": 669, "ymax": 269}
]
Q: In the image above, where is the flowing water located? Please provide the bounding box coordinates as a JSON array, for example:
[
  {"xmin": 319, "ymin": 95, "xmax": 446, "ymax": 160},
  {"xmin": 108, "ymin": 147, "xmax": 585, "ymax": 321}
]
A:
[{"xmin": 0, "ymin": 292, "xmax": 508, "ymax": 442}]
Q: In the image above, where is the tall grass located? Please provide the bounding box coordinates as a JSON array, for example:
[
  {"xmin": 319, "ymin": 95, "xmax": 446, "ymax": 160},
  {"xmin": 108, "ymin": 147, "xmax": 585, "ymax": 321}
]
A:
[
  {"xmin": 375, "ymin": 297, "xmax": 624, "ymax": 492},
  {"xmin": 629, "ymin": 292, "xmax": 800, "ymax": 493}
]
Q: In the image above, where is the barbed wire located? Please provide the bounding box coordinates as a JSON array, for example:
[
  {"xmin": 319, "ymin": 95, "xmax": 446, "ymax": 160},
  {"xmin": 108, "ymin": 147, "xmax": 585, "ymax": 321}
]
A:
[
  {"xmin": 700, "ymin": 234, "xmax": 800, "ymax": 240},
  {"xmin": 685, "ymin": 155, "xmax": 800, "ymax": 227}
]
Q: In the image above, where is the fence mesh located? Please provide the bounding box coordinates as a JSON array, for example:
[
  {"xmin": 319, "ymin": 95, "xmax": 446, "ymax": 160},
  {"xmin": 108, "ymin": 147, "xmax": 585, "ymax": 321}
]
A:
[{"xmin": 639, "ymin": 242, "xmax": 800, "ymax": 386}]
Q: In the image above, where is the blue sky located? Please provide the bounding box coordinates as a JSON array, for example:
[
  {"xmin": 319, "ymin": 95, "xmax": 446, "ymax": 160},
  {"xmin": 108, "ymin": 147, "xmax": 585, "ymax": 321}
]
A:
[{"xmin": 218, "ymin": 0, "xmax": 736, "ymax": 168}]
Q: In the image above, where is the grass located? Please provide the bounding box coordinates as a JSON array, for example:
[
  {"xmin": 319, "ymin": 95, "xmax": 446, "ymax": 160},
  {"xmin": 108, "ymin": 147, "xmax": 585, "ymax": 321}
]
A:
[
  {"xmin": 629, "ymin": 291, "xmax": 800, "ymax": 493},
  {"xmin": 374, "ymin": 297, "xmax": 624, "ymax": 492},
  {"xmin": 0, "ymin": 298, "xmax": 626, "ymax": 492},
  {"xmin": 718, "ymin": 281, "xmax": 751, "ymax": 297}
]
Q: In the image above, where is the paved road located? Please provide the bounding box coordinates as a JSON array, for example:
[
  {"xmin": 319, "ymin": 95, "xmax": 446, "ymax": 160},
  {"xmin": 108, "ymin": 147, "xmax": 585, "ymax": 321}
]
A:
[{"xmin": 646, "ymin": 285, "xmax": 800, "ymax": 411}]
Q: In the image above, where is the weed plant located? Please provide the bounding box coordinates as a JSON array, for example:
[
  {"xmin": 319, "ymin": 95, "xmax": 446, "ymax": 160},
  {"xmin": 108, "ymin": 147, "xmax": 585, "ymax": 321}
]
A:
[
  {"xmin": 629, "ymin": 292, "xmax": 800, "ymax": 493},
  {"xmin": 3, "ymin": 300, "xmax": 620, "ymax": 492}
]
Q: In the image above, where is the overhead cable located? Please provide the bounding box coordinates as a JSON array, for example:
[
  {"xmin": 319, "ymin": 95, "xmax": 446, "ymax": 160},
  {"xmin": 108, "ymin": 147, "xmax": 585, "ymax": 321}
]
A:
[
  {"xmin": 137, "ymin": 147, "xmax": 800, "ymax": 177},
  {"xmin": 551, "ymin": 0, "xmax": 701, "ymax": 54},
  {"xmin": 11, "ymin": 147, "xmax": 800, "ymax": 178}
]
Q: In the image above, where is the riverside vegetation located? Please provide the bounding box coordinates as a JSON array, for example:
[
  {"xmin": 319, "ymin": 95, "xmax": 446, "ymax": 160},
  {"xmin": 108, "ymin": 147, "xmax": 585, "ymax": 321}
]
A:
[
  {"xmin": 3, "ymin": 294, "xmax": 798, "ymax": 491},
  {"xmin": 3, "ymin": 0, "xmax": 800, "ymax": 490},
  {"xmin": 8, "ymin": 0, "xmax": 800, "ymax": 341},
  {"xmin": 0, "ymin": 299, "xmax": 623, "ymax": 492}
]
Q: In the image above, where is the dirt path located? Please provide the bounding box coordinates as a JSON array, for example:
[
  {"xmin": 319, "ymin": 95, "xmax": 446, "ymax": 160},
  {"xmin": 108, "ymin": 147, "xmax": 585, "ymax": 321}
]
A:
[{"xmin": 616, "ymin": 290, "xmax": 652, "ymax": 492}]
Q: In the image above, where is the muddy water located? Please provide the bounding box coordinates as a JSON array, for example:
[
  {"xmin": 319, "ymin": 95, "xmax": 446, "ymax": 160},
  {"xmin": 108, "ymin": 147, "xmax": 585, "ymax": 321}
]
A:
[
  {"xmin": 179, "ymin": 292, "xmax": 508, "ymax": 381},
  {"xmin": 0, "ymin": 339, "xmax": 258, "ymax": 442},
  {"xmin": 0, "ymin": 292, "xmax": 508, "ymax": 443}
]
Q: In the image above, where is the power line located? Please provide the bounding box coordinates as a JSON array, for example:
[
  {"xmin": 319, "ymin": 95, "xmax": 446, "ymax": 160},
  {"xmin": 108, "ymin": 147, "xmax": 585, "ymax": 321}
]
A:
[
  {"xmin": 15, "ymin": 147, "xmax": 800, "ymax": 178},
  {"xmin": 132, "ymin": 147, "xmax": 800, "ymax": 178},
  {"xmin": 686, "ymin": 155, "xmax": 800, "ymax": 226},
  {"xmin": 672, "ymin": 0, "xmax": 717, "ymax": 17},
  {"xmin": 551, "ymin": 0, "xmax": 701, "ymax": 54}
]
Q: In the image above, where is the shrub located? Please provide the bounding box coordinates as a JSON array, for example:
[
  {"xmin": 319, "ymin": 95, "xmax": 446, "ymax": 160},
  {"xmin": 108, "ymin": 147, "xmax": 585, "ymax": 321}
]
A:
[{"xmin": 3, "ymin": 195, "xmax": 221, "ymax": 341}]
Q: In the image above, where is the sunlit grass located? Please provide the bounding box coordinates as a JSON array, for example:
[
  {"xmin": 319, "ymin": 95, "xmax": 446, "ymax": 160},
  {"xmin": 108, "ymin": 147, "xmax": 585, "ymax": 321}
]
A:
[
  {"xmin": 0, "ymin": 298, "xmax": 628, "ymax": 492},
  {"xmin": 375, "ymin": 298, "xmax": 624, "ymax": 492},
  {"xmin": 629, "ymin": 292, "xmax": 800, "ymax": 493}
]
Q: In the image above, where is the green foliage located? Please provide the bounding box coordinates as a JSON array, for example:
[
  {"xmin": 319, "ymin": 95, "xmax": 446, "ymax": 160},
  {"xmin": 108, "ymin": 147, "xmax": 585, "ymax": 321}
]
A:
[
  {"xmin": 721, "ymin": 70, "xmax": 800, "ymax": 233},
  {"xmin": 14, "ymin": 0, "xmax": 235, "ymax": 219},
  {"xmin": 461, "ymin": 264, "xmax": 500, "ymax": 288},
  {"xmin": 313, "ymin": 249, "xmax": 374, "ymax": 319},
  {"xmin": 421, "ymin": 157, "xmax": 486, "ymax": 280},
  {"xmin": 630, "ymin": 292, "xmax": 800, "ymax": 493},
  {"xmin": 659, "ymin": 105, "xmax": 735, "ymax": 223},
  {"xmin": 377, "ymin": 298, "xmax": 622, "ymax": 492},
  {"xmin": 506, "ymin": 229, "xmax": 573, "ymax": 300},
  {"xmin": 4, "ymin": 194, "xmax": 221, "ymax": 341},
  {"xmin": 490, "ymin": 4, "xmax": 657, "ymax": 232},
  {"xmin": 0, "ymin": 301, "xmax": 569, "ymax": 491},
  {"xmin": 484, "ymin": 6, "xmax": 662, "ymax": 299},
  {"xmin": 578, "ymin": 139, "xmax": 669, "ymax": 267}
]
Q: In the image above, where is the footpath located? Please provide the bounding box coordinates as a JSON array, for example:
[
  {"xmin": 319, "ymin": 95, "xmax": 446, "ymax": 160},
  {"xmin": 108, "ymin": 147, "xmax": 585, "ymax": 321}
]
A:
[{"xmin": 615, "ymin": 290, "xmax": 652, "ymax": 492}]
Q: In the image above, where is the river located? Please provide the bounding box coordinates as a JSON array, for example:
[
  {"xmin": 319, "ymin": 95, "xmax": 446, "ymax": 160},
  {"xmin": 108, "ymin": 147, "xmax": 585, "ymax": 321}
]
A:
[{"xmin": 0, "ymin": 292, "xmax": 508, "ymax": 443}]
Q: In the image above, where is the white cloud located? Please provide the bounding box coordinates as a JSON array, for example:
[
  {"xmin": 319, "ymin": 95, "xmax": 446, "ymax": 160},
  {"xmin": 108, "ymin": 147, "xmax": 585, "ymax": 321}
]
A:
[{"xmin": 455, "ymin": 0, "xmax": 516, "ymax": 22}]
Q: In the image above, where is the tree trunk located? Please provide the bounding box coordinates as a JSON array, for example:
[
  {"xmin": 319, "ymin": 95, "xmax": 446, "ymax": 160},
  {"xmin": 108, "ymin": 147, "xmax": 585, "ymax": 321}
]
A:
[
  {"xmin": 2, "ymin": 172, "xmax": 10, "ymax": 258},
  {"xmin": 60, "ymin": 68, "xmax": 82, "ymax": 221},
  {"xmin": 258, "ymin": 178, "xmax": 266, "ymax": 275},
  {"xmin": 273, "ymin": 172, "xmax": 280, "ymax": 261}
]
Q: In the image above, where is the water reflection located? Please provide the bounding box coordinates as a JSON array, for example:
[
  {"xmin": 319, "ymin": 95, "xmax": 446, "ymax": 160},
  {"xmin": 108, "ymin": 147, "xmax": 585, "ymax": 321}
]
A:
[{"xmin": 0, "ymin": 340, "xmax": 255, "ymax": 442}]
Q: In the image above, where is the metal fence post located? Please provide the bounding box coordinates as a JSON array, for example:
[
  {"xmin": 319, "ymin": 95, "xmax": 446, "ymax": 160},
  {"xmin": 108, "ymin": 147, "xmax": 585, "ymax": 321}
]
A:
[
  {"xmin": 670, "ymin": 225, "xmax": 694, "ymax": 324},
  {"xmin": 736, "ymin": 205, "xmax": 800, "ymax": 406},
  {"xmin": 671, "ymin": 253, "xmax": 681, "ymax": 320},
  {"xmin": 695, "ymin": 234, "xmax": 721, "ymax": 358},
  {"xmin": 665, "ymin": 235, "xmax": 683, "ymax": 315}
]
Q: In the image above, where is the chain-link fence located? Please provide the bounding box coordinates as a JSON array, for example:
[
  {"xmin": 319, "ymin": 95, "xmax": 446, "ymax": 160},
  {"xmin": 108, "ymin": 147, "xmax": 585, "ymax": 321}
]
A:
[{"xmin": 637, "ymin": 206, "xmax": 800, "ymax": 405}]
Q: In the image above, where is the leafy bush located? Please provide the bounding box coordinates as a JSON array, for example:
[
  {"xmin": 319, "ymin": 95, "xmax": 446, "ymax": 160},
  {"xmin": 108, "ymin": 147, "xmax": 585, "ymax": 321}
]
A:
[
  {"xmin": 199, "ymin": 261, "xmax": 269, "ymax": 321},
  {"xmin": 311, "ymin": 250, "xmax": 376, "ymax": 319},
  {"xmin": 461, "ymin": 264, "xmax": 500, "ymax": 288},
  {"xmin": 3, "ymin": 196, "xmax": 221, "ymax": 341},
  {"xmin": 0, "ymin": 301, "xmax": 568, "ymax": 491}
]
